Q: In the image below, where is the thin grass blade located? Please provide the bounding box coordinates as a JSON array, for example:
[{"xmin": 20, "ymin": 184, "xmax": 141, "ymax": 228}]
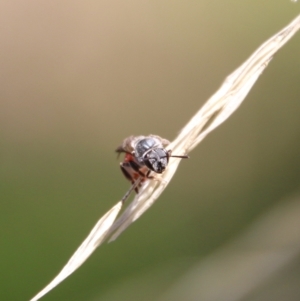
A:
[
  {"xmin": 107, "ymin": 14, "xmax": 300, "ymax": 241},
  {"xmin": 28, "ymin": 14, "xmax": 300, "ymax": 301},
  {"xmin": 29, "ymin": 202, "xmax": 122, "ymax": 301}
]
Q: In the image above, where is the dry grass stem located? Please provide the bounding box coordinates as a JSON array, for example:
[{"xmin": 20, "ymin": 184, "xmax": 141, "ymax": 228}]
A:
[
  {"xmin": 29, "ymin": 14, "xmax": 300, "ymax": 301},
  {"xmin": 29, "ymin": 202, "xmax": 122, "ymax": 301}
]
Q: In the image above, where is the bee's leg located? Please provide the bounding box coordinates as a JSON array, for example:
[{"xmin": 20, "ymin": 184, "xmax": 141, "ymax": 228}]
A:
[
  {"xmin": 128, "ymin": 161, "xmax": 147, "ymax": 177},
  {"xmin": 134, "ymin": 185, "xmax": 139, "ymax": 193},
  {"xmin": 120, "ymin": 162, "xmax": 140, "ymax": 193},
  {"xmin": 120, "ymin": 162, "xmax": 134, "ymax": 182},
  {"xmin": 145, "ymin": 169, "xmax": 154, "ymax": 179},
  {"xmin": 128, "ymin": 161, "xmax": 155, "ymax": 180},
  {"xmin": 120, "ymin": 178, "xmax": 141, "ymax": 204},
  {"xmin": 145, "ymin": 169, "xmax": 166, "ymax": 184}
]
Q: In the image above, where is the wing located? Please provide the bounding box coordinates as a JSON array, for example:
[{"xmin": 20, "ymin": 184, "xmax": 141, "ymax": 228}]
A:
[
  {"xmin": 115, "ymin": 135, "xmax": 145, "ymax": 154},
  {"xmin": 148, "ymin": 134, "xmax": 170, "ymax": 148}
]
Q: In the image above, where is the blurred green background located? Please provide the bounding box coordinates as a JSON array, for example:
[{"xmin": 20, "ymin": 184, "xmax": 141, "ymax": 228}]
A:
[{"xmin": 1, "ymin": 1, "xmax": 300, "ymax": 301}]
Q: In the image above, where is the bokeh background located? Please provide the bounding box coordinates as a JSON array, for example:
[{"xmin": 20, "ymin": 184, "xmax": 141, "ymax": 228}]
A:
[{"xmin": 1, "ymin": 1, "xmax": 300, "ymax": 301}]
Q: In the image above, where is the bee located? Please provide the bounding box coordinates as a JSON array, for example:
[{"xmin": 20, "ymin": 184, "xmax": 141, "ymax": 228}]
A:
[{"xmin": 116, "ymin": 135, "xmax": 188, "ymax": 202}]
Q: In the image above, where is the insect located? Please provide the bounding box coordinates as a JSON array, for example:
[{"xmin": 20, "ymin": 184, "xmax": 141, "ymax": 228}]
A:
[{"xmin": 116, "ymin": 135, "xmax": 188, "ymax": 203}]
